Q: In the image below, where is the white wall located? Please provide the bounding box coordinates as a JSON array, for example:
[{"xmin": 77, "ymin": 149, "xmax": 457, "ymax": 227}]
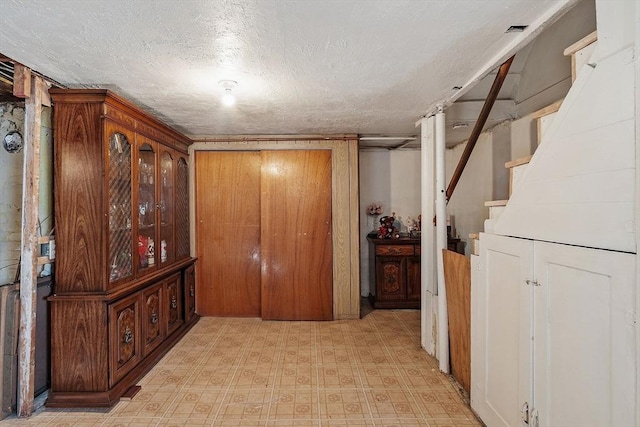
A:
[
  {"xmin": 389, "ymin": 150, "xmax": 421, "ymax": 230},
  {"xmin": 510, "ymin": 0, "xmax": 596, "ymax": 159},
  {"xmin": 515, "ymin": 0, "xmax": 596, "ymax": 115},
  {"xmin": 510, "ymin": 112, "xmax": 538, "ymax": 159},
  {"xmin": 445, "ymin": 133, "xmax": 494, "ymax": 254},
  {"xmin": 359, "ymin": 148, "xmax": 421, "ymax": 297}
]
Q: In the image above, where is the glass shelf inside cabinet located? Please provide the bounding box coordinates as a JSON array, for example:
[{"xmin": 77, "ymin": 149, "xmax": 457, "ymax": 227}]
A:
[
  {"xmin": 138, "ymin": 143, "xmax": 157, "ymax": 273},
  {"xmin": 108, "ymin": 133, "xmax": 133, "ymax": 283}
]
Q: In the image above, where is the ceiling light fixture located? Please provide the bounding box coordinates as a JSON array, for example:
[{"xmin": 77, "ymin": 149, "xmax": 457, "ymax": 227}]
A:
[{"xmin": 218, "ymin": 80, "xmax": 238, "ymax": 106}]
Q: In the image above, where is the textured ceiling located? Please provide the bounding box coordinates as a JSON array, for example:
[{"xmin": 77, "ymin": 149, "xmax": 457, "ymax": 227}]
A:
[{"xmin": 0, "ymin": 0, "xmax": 579, "ymax": 141}]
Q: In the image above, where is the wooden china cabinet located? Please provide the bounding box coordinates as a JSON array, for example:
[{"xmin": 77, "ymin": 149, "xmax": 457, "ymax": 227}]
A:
[{"xmin": 48, "ymin": 89, "xmax": 198, "ymax": 407}]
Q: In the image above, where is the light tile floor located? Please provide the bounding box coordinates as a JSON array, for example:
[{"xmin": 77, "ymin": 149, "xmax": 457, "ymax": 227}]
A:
[{"xmin": 3, "ymin": 310, "xmax": 482, "ymax": 426}]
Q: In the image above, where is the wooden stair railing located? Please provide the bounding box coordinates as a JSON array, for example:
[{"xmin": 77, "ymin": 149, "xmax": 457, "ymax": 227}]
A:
[{"xmin": 445, "ymin": 55, "xmax": 515, "ymax": 203}]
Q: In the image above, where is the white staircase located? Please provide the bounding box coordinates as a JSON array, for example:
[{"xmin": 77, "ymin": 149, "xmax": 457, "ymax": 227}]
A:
[
  {"xmin": 469, "ymin": 30, "xmax": 599, "ymax": 255},
  {"xmin": 471, "ymin": 14, "xmax": 640, "ymax": 426}
]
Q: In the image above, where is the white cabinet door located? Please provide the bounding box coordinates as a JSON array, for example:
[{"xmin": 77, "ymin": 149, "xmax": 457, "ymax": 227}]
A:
[
  {"xmin": 472, "ymin": 233, "xmax": 534, "ymax": 427},
  {"xmin": 533, "ymin": 242, "xmax": 636, "ymax": 427}
]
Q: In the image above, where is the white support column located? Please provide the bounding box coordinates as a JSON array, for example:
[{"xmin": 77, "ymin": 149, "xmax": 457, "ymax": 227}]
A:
[
  {"xmin": 435, "ymin": 106, "xmax": 449, "ymax": 373},
  {"xmin": 634, "ymin": 1, "xmax": 640, "ymax": 424},
  {"xmin": 420, "ymin": 116, "xmax": 437, "ymax": 355},
  {"xmin": 18, "ymin": 74, "xmax": 43, "ymax": 417}
]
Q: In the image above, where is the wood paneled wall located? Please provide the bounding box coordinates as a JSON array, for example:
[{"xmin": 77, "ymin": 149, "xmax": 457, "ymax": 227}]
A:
[{"xmin": 189, "ymin": 135, "xmax": 360, "ymax": 320}]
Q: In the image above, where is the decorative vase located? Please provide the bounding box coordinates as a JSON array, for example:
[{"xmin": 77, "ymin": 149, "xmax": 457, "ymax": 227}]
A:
[{"xmin": 371, "ymin": 215, "xmax": 379, "ymax": 232}]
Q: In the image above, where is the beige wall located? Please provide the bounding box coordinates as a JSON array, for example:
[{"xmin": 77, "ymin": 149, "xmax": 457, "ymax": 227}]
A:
[
  {"xmin": 358, "ymin": 148, "xmax": 421, "ymax": 297},
  {"xmin": 445, "ymin": 133, "xmax": 494, "ymax": 255}
]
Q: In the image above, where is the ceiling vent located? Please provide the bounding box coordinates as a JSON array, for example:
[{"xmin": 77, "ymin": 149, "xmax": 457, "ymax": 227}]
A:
[{"xmin": 505, "ymin": 25, "xmax": 528, "ymax": 33}]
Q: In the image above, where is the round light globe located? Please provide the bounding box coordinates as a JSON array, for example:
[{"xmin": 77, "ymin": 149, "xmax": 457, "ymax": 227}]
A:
[{"xmin": 222, "ymin": 91, "xmax": 235, "ymax": 106}]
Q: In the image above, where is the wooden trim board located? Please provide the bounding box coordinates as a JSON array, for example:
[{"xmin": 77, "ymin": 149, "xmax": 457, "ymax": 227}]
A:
[
  {"xmin": 531, "ymin": 99, "xmax": 563, "ymax": 120},
  {"xmin": 563, "ymin": 30, "xmax": 597, "ymax": 56},
  {"xmin": 484, "ymin": 200, "xmax": 508, "ymax": 207},
  {"xmin": 505, "ymin": 155, "xmax": 533, "ymax": 169}
]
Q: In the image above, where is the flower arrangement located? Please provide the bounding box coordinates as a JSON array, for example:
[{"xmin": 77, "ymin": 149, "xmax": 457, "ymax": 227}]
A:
[{"xmin": 366, "ymin": 203, "xmax": 383, "ymax": 216}]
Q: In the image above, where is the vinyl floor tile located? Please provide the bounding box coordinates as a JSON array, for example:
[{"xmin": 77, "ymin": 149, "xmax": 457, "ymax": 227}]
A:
[{"xmin": 9, "ymin": 309, "xmax": 481, "ymax": 426}]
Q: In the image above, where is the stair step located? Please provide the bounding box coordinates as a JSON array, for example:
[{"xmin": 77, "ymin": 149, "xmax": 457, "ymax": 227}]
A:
[
  {"xmin": 505, "ymin": 157, "xmax": 533, "ymax": 197},
  {"xmin": 484, "ymin": 218, "xmax": 497, "ymax": 234},
  {"xmin": 531, "ymin": 99, "xmax": 563, "ymax": 147},
  {"xmin": 484, "ymin": 200, "xmax": 508, "ymax": 207},
  {"xmin": 505, "ymin": 155, "xmax": 533, "ymax": 169},
  {"xmin": 483, "ymin": 201, "xmax": 508, "ymax": 233},
  {"xmin": 564, "ymin": 31, "xmax": 598, "ymax": 83},
  {"xmin": 469, "ymin": 233, "xmax": 480, "ymax": 255}
]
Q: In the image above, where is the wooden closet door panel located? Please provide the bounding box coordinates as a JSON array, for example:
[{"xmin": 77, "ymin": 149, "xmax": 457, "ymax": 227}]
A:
[
  {"xmin": 261, "ymin": 150, "xmax": 333, "ymax": 320},
  {"xmin": 195, "ymin": 151, "xmax": 261, "ymax": 316}
]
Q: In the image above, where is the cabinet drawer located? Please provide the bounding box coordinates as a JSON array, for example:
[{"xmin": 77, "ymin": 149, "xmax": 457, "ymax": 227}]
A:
[{"xmin": 375, "ymin": 245, "xmax": 414, "ymax": 256}]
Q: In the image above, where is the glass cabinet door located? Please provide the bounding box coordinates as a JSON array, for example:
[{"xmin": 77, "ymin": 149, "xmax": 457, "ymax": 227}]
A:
[
  {"xmin": 137, "ymin": 141, "xmax": 157, "ymax": 275},
  {"xmin": 159, "ymin": 150, "xmax": 175, "ymax": 266},
  {"xmin": 108, "ymin": 131, "xmax": 133, "ymax": 284},
  {"xmin": 175, "ymin": 156, "xmax": 190, "ymax": 259}
]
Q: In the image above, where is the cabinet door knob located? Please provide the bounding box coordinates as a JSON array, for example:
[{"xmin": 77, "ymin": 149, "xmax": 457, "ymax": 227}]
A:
[
  {"xmin": 123, "ymin": 326, "xmax": 134, "ymax": 344},
  {"xmin": 189, "ymin": 287, "xmax": 195, "ymax": 297},
  {"xmin": 171, "ymin": 295, "xmax": 178, "ymax": 309},
  {"xmin": 151, "ymin": 312, "xmax": 158, "ymax": 324}
]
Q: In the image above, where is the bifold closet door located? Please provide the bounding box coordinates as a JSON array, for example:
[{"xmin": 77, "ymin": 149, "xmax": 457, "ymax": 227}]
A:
[
  {"xmin": 261, "ymin": 150, "xmax": 333, "ymax": 320},
  {"xmin": 195, "ymin": 151, "xmax": 261, "ymax": 316}
]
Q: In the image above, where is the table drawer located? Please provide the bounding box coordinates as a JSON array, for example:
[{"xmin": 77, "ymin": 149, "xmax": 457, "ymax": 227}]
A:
[{"xmin": 375, "ymin": 245, "xmax": 414, "ymax": 256}]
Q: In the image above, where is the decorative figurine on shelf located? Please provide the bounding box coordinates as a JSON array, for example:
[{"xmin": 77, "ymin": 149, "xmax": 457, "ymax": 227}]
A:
[
  {"xmin": 377, "ymin": 215, "xmax": 400, "ymax": 239},
  {"xmin": 161, "ymin": 239, "xmax": 167, "ymax": 263},
  {"xmin": 138, "ymin": 235, "xmax": 148, "ymax": 268},
  {"xmin": 147, "ymin": 237, "xmax": 155, "ymax": 266},
  {"xmin": 408, "ymin": 215, "xmax": 421, "ymax": 237},
  {"xmin": 366, "ymin": 202, "xmax": 383, "ymax": 232},
  {"xmin": 391, "ymin": 212, "xmax": 402, "ymax": 232}
]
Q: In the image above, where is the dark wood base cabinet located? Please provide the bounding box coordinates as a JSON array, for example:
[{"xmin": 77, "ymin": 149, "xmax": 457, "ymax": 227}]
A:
[
  {"xmin": 368, "ymin": 237, "xmax": 421, "ymax": 309},
  {"xmin": 48, "ymin": 89, "xmax": 197, "ymax": 407},
  {"xmin": 48, "ymin": 262, "xmax": 198, "ymax": 408}
]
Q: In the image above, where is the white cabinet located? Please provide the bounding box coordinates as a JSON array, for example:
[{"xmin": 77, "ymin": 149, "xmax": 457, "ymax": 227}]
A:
[
  {"xmin": 533, "ymin": 241, "xmax": 636, "ymax": 426},
  {"xmin": 472, "ymin": 233, "xmax": 636, "ymax": 427},
  {"xmin": 471, "ymin": 233, "xmax": 533, "ymax": 427}
]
